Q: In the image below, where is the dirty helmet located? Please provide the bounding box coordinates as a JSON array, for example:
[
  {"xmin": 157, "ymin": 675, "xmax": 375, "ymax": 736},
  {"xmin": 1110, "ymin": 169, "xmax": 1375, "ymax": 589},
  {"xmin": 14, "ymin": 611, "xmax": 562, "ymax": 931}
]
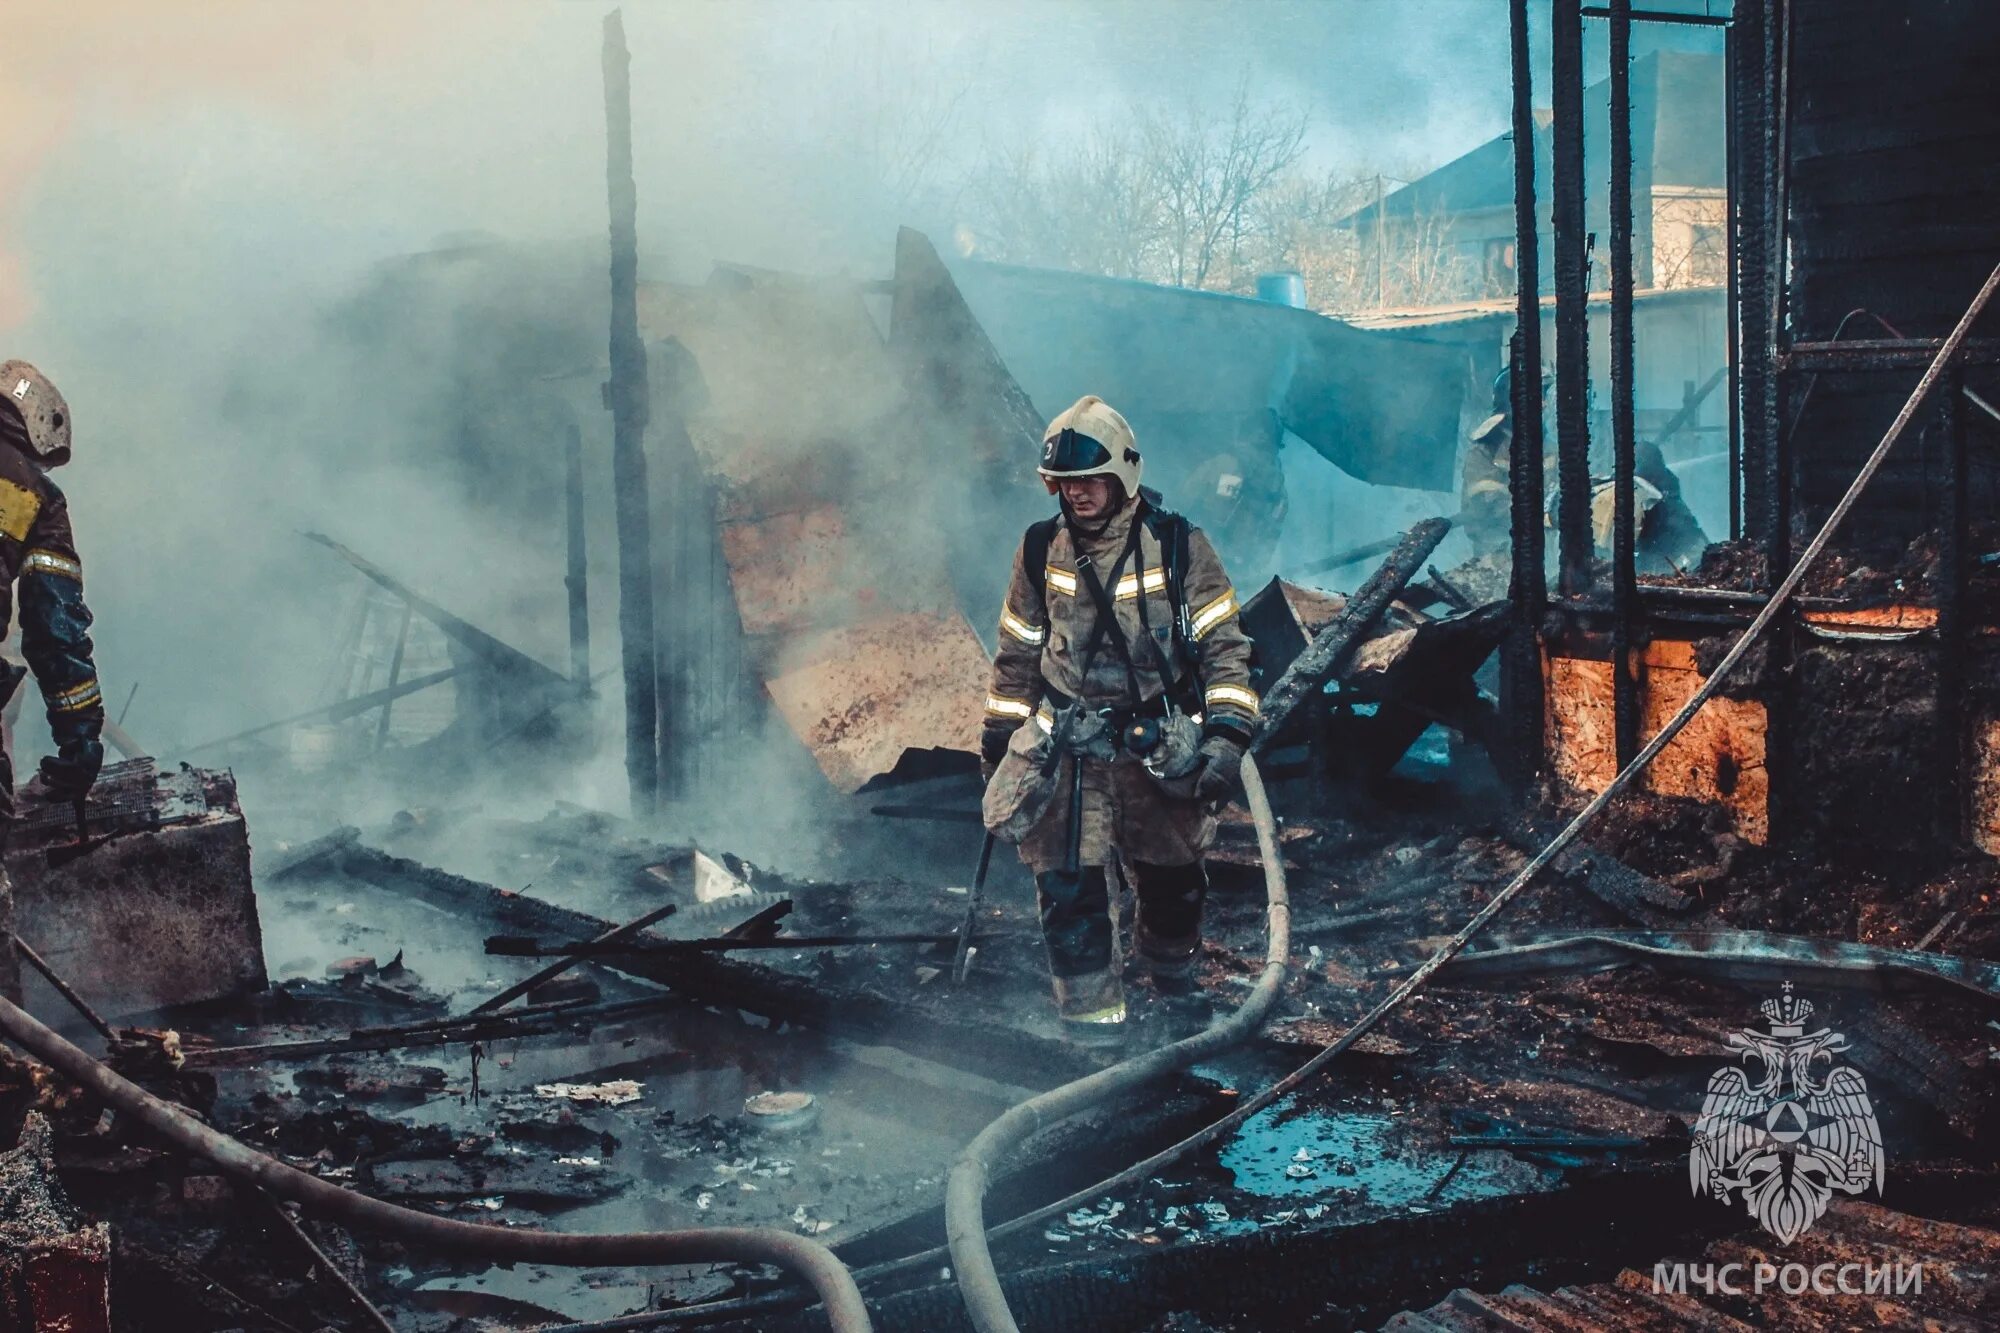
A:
[
  {"xmin": 0, "ymin": 361, "xmax": 71, "ymax": 466},
  {"xmin": 1038, "ymin": 395, "xmax": 1141, "ymax": 498}
]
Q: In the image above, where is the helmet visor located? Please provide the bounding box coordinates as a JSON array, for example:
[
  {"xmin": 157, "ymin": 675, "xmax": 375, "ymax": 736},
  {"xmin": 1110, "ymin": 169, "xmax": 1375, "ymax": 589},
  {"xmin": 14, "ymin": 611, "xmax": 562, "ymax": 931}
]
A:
[{"xmin": 1040, "ymin": 428, "xmax": 1112, "ymax": 475}]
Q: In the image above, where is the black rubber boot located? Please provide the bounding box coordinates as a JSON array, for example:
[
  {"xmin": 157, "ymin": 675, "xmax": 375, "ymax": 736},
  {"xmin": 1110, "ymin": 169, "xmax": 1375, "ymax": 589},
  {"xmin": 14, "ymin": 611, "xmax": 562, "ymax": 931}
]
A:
[
  {"xmin": 1131, "ymin": 859, "xmax": 1207, "ymax": 987},
  {"xmin": 1035, "ymin": 867, "xmax": 1125, "ymax": 1043}
]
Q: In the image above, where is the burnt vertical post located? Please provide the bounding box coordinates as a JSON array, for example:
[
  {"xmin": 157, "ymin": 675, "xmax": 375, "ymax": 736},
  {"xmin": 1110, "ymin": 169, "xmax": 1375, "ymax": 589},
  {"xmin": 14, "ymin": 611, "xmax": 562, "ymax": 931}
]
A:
[
  {"xmin": 1733, "ymin": 0, "xmax": 1782, "ymax": 576},
  {"xmin": 1608, "ymin": 0, "xmax": 1639, "ymax": 767},
  {"xmin": 1723, "ymin": 30, "xmax": 1742, "ymax": 542},
  {"xmin": 1502, "ymin": 0, "xmax": 1547, "ymax": 790},
  {"xmin": 373, "ymin": 600, "xmax": 413, "ymax": 753},
  {"xmin": 564, "ymin": 419, "xmax": 591, "ymax": 686},
  {"xmin": 602, "ymin": 9, "xmax": 660, "ymax": 817},
  {"xmin": 1550, "ymin": 0, "xmax": 1593, "ymax": 596},
  {"xmin": 1936, "ymin": 363, "xmax": 1968, "ymax": 843}
]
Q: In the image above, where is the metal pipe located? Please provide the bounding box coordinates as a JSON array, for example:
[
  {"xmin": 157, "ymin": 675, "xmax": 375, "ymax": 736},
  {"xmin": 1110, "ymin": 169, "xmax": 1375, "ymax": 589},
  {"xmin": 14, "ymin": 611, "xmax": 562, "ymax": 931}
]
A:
[
  {"xmin": 1505, "ymin": 0, "xmax": 1547, "ymax": 789},
  {"xmin": 11, "ymin": 935, "xmax": 115, "ymax": 1042},
  {"xmin": 946, "ymin": 753, "xmax": 1289, "ymax": 1333},
  {"xmin": 603, "ymin": 9, "xmax": 661, "ymax": 817},
  {"xmin": 1550, "ymin": 0, "xmax": 1593, "ymax": 596},
  {"xmin": 1609, "ymin": 0, "xmax": 1639, "ymax": 766},
  {"xmin": 0, "ymin": 993, "xmax": 873, "ymax": 1333}
]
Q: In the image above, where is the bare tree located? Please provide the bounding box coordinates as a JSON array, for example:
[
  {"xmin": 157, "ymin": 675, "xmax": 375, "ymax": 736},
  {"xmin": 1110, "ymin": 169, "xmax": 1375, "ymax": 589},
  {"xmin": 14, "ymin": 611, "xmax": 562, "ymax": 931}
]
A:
[
  {"xmin": 957, "ymin": 82, "xmax": 1473, "ymax": 315},
  {"xmin": 1139, "ymin": 79, "xmax": 1310, "ymax": 290}
]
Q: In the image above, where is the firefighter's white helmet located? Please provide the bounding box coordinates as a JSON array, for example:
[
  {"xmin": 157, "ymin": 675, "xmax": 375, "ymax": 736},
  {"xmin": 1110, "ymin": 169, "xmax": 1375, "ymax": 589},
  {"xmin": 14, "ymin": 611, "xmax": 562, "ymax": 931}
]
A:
[
  {"xmin": 0, "ymin": 361, "xmax": 71, "ymax": 466},
  {"xmin": 1038, "ymin": 395, "xmax": 1140, "ymax": 498}
]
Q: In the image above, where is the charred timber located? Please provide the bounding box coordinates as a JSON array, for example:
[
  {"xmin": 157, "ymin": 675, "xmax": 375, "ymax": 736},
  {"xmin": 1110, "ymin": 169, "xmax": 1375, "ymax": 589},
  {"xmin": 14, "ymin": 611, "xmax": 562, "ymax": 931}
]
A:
[
  {"xmin": 185, "ymin": 994, "xmax": 683, "ymax": 1068},
  {"xmin": 602, "ymin": 10, "xmax": 661, "ymax": 814},
  {"xmin": 484, "ymin": 932, "xmax": 976, "ymax": 957},
  {"xmin": 324, "ymin": 844, "xmax": 1110, "ymax": 1087},
  {"xmin": 1504, "ymin": 0, "xmax": 1547, "ymax": 789},
  {"xmin": 1251, "ymin": 517, "xmax": 1450, "ymax": 753},
  {"xmin": 1609, "ymin": 0, "xmax": 1640, "ymax": 766},
  {"xmin": 1550, "ymin": 0, "xmax": 1592, "ymax": 595},
  {"xmin": 1782, "ymin": 338, "xmax": 2000, "ymax": 372},
  {"xmin": 470, "ymin": 898, "xmax": 678, "ymax": 1014}
]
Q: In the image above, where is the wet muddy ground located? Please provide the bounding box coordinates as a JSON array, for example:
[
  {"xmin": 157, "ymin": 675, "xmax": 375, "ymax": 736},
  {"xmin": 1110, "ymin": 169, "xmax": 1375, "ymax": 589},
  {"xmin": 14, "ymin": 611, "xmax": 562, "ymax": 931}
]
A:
[{"xmin": 12, "ymin": 756, "xmax": 2000, "ymax": 1331}]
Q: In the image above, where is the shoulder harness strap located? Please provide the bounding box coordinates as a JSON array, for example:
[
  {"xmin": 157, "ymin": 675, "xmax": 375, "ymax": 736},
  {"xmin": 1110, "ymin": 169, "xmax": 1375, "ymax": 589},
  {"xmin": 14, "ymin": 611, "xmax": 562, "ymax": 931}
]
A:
[{"xmin": 1023, "ymin": 515, "xmax": 1061, "ymax": 604}]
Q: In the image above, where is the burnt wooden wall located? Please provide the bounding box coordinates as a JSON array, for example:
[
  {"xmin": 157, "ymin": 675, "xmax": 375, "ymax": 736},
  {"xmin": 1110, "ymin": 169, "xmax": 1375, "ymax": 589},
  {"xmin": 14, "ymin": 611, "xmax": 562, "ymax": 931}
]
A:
[{"xmin": 1784, "ymin": 0, "xmax": 2000, "ymax": 543}]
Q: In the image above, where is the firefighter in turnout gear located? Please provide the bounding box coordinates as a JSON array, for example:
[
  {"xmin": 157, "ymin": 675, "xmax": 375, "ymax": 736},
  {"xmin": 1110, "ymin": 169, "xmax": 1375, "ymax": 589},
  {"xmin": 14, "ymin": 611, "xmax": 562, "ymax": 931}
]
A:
[
  {"xmin": 980, "ymin": 395, "xmax": 1257, "ymax": 1043},
  {"xmin": 0, "ymin": 361, "xmax": 107, "ymax": 1004}
]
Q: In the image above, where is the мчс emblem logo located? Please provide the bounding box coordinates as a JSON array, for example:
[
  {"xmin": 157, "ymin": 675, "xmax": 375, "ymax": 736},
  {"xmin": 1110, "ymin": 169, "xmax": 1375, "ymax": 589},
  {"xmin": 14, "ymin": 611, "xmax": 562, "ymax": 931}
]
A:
[{"xmin": 1689, "ymin": 983, "xmax": 1884, "ymax": 1244}]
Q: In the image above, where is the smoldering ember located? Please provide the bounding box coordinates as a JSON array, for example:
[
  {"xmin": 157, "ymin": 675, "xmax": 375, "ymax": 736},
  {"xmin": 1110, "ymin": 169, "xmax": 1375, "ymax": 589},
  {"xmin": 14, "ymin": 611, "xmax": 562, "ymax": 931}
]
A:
[{"xmin": 2, "ymin": 3, "xmax": 2000, "ymax": 1331}]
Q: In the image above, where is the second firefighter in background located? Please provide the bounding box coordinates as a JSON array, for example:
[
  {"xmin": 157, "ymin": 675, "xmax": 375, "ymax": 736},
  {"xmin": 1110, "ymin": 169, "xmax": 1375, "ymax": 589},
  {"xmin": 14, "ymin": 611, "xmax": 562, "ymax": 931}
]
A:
[{"xmin": 980, "ymin": 395, "xmax": 1256, "ymax": 1042}]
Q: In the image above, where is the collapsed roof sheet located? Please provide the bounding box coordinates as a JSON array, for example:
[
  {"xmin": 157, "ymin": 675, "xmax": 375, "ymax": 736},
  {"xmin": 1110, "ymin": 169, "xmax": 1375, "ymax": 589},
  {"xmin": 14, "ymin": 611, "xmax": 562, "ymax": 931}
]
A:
[{"xmin": 945, "ymin": 254, "xmax": 1469, "ymax": 492}]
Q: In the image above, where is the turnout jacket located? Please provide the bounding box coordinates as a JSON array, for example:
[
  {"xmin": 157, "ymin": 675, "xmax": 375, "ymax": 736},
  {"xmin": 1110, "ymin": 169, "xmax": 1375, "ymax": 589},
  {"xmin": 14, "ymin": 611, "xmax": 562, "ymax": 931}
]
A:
[
  {"xmin": 982, "ymin": 496, "xmax": 1257, "ymax": 754},
  {"xmin": 0, "ymin": 442, "xmax": 103, "ymax": 752}
]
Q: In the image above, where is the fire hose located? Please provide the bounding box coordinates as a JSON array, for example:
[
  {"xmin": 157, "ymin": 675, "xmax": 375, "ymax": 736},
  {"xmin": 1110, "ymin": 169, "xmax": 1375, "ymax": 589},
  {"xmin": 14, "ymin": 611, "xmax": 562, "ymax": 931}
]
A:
[
  {"xmin": 946, "ymin": 751, "xmax": 1290, "ymax": 1333},
  {"xmin": 544, "ymin": 262, "xmax": 2000, "ymax": 1333},
  {"xmin": 940, "ymin": 259, "xmax": 2000, "ymax": 1332},
  {"xmin": 0, "ymin": 994, "xmax": 874, "ymax": 1333}
]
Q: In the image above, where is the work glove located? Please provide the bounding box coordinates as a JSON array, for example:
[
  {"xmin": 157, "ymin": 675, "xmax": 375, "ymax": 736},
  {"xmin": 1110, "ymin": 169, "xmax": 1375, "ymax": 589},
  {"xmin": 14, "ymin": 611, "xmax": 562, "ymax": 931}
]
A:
[
  {"xmin": 1193, "ymin": 734, "xmax": 1245, "ymax": 802},
  {"xmin": 980, "ymin": 721, "xmax": 1016, "ymax": 786},
  {"xmin": 39, "ymin": 736, "xmax": 104, "ymax": 803}
]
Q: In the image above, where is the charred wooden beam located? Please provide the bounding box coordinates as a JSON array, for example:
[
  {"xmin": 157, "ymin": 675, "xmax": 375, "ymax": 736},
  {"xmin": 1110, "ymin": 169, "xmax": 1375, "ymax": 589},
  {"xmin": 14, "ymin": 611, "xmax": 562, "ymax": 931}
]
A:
[
  {"xmin": 185, "ymin": 994, "xmax": 681, "ymax": 1068},
  {"xmin": 1609, "ymin": 0, "xmax": 1640, "ymax": 768},
  {"xmin": 602, "ymin": 10, "xmax": 660, "ymax": 816},
  {"xmin": 484, "ymin": 932, "xmax": 971, "ymax": 957},
  {"xmin": 1504, "ymin": 0, "xmax": 1547, "ymax": 790},
  {"xmin": 469, "ymin": 898, "xmax": 678, "ymax": 1014},
  {"xmin": 1781, "ymin": 337, "xmax": 2000, "ymax": 372},
  {"xmin": 326, "ymin": 844, "xmax": 1108, "ymax": 1086},
  {"xmin": 1252, "ymin": 517, "xmax": 1450, "ymax": 753},
  {"xmin": 1550, "ymin": 0, "xmax": 1593, "ymax": 595}
]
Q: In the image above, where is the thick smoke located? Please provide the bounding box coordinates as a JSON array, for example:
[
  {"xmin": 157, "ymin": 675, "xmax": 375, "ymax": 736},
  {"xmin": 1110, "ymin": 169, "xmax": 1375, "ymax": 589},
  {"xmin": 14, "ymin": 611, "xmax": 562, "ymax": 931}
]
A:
[{"xmin": 2, "ymin": 2, "xmax": 1597, "ymax": 864}]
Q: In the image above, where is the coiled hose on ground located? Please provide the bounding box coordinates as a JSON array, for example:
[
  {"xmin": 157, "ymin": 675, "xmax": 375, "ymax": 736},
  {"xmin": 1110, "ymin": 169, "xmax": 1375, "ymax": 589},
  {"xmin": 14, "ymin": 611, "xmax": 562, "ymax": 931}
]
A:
[
  {"xmin": 946, "ymin": 752, "xmax": 1290, "ymax": 1333},
  {"xmin": 0, "ymin": 994, "xmax": 874, "ymax": 1333}
]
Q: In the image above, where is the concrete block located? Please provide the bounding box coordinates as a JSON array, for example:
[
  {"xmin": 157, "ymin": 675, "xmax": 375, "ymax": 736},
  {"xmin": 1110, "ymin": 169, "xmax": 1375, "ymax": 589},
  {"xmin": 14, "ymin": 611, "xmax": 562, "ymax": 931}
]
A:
[{"xmin": 7, "ymin": 758, "xmax": 264, "ymax": 1020}]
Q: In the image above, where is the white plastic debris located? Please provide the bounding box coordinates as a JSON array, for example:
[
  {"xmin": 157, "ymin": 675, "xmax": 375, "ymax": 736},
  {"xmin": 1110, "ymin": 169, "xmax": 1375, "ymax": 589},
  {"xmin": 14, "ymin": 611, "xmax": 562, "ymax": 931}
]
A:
[
  {"xmin": 557, "ymin": 1156, "xmax": 602, "ymax": 1168},
  {"xmin": 1197, "ymin": 1202, "xmax": 1231, "ymax": 1225},
  {"xmin": 694, "ymin": 850, "xmax": 754, "ymax": 903},
  {"xmin": 534, "ymin": 1080, "xmax": 642, "ymax": 1106},
  {"xmin": 1284, "ymin": 1163, "xmax": 1316, "ymax": 1179},
  {"xmin": 1064, "ymin": 1201, "xmax": 1124, "ymax": 1231},
  {"xmin": 790, "ymin": 1205, "xmax": 835, "ymax": 1235}
]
